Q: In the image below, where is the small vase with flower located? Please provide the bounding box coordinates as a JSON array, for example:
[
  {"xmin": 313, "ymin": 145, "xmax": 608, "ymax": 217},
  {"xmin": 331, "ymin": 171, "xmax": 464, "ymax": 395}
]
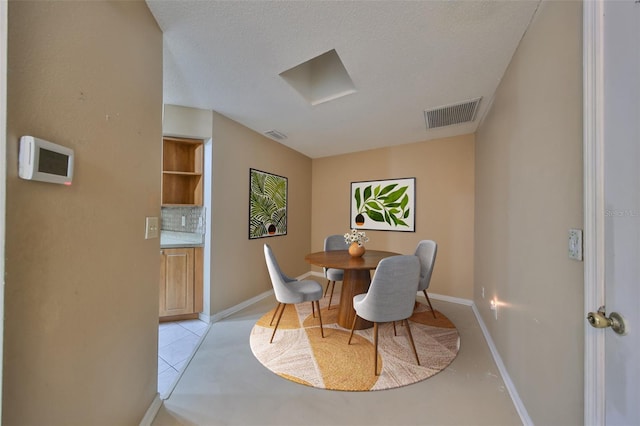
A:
[{"xmin": 344, "ymin": 229, "xmax": 369, "ymax": 257}]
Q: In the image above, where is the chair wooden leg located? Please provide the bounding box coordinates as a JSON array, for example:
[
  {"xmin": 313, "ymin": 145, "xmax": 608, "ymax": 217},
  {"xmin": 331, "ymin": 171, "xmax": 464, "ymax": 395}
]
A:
[
  {"xmin": 348, "ymin": 315, "xmax": 358, "ymax": 344},
  {"xmin": 324, "ymin": 279, "xmax": 331, "ymax": 297},
  {"xmin": 315, "ymin": 300, "xmax": 324, "ymax": 338},
  {"xmin": 269, "ymin": 302, "xmax": 282, "ymax": 326},
  {"xmin": 404, "ymin": 319, "xmax": 420, "ymax": 366},
  {"xmin": 327, "ymin": 281, "xmax": 336, "ymax": 310},
  {"xmin": 423, "ymin": 290, "xmax": 437, "ymax": 319},
  {"xmin": 392, "ymin": 321, "xmax": 397, "ymax": 336},
  {"xmin": 311, "ymin": 301, "xmax": 315, "ymax": 318},
  {"xmin": 270, "ymin": 303, "xmax": 287, "ymax": 343},
  {"xmin": 374, "ymin": 322, "xmax": 380, "ymax": 376}
]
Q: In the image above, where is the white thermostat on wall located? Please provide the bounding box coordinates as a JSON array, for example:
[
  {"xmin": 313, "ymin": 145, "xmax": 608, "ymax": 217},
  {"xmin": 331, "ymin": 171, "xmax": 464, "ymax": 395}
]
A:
[{"xmin": 19, "ymin": 135, "xmax": 74, "ymax": 185}]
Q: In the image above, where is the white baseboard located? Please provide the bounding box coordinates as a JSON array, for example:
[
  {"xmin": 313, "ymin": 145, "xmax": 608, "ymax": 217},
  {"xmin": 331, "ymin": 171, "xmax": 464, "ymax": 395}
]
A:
[
  {"xmin": 428, "ymin": 292, "xmax": 473, "ymax": 306},
  {"xmin": 419, "ymin": 291, "xmax": 531, "ymax": 425},
  {"xmin": 210, "ymin": 289, "xmax": 274, "ymax": 323},
  {"xmin": 471, "ymin": 303, "xmax": 533, "ymax": 426},
  {"xmin": 139, "ymin": 393, "xmax": 162, "ymax": 426}
]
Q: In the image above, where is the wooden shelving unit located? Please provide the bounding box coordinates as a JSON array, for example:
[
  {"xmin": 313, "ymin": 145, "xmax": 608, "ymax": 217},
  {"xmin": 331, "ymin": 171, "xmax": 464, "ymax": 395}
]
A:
[{"xmin": 161, "ymin": 136, "xmax": 204, "ymax": 206}]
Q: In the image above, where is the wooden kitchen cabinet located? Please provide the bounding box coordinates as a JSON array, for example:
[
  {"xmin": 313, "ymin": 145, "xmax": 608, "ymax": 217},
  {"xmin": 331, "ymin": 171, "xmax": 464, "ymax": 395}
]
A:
[
  {"xmin": 159, "ymin": 247, "xmax": 203, "ymax": 321},
  {"xmin": 161, "ymin": 136, "xmax": 204, "ymax": 206}
]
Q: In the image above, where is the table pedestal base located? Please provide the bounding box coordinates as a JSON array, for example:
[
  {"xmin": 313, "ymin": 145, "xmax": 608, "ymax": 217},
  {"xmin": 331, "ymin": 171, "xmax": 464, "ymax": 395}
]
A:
[{"xmin": 337, "ymin": 269, "xmax": 373, "ymax": 330}]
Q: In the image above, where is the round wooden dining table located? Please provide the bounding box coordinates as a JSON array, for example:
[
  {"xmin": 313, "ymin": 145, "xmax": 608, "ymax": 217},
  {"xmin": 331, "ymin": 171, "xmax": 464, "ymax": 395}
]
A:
[{"xmin": 304, "ymin": 249, "xmax": 400, "ymax": 330}]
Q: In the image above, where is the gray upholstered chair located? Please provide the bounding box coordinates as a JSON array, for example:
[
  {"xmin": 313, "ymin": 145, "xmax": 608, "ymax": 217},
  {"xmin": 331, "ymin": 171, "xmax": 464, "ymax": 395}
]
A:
[
  {"xmin": 323, "ymin": 234, "xmax": 348, "ymax": 310},
  {"xmin": 414, "ymin": 240, "xmax": 438, "ymax": 318},
  {"xmin": 264, "ymin": 244, "xmax": 324, "ymax": 343},
  {"xmin": 348, "ymin": 255, "xmax": 421, "ymax": 375}
]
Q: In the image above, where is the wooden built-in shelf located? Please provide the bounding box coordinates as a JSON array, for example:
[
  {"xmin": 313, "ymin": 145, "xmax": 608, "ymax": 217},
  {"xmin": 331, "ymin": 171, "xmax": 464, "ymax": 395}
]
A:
[{"xmin": 161, "ymin": 136, "xmax": 204, "ymax": 206}]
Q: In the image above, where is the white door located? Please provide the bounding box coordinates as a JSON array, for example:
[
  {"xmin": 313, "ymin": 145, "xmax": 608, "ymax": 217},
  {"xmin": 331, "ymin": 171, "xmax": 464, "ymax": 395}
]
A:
[
  {"xmin": 585, "ymin": 1, "xmax": 640, "ymax": 424},
  {"xmin": 602, "ymin": 1, "xmax": 640, "ymax": 423}
]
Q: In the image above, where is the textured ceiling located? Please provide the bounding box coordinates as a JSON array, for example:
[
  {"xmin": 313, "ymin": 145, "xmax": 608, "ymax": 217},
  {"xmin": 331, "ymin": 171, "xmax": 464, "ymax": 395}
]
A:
[{"xmin": 146, "ymin": 0, "xmax": 541, "ymax": 158}]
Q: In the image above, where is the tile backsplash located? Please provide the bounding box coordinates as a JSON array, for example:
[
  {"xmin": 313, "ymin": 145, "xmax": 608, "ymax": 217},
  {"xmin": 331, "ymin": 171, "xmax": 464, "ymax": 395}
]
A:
[{"xmin": 161, "ymin": 206, "xmax": 206, "ymax": 234}]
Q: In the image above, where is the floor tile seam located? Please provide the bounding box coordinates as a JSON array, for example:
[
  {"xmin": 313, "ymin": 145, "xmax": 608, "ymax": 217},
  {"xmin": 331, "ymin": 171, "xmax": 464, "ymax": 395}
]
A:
[
  {"xmin": 158, "ymin": 337, "xmax": 193, "ymax": 350},
  {"xmin": 161, "ymin": 323, "xmax": 201, "ymax": 334},
  {"xmin": 158, "ymin": 365, "xmax": 180, "ymax": 376},
  {"xmin": 160, "ymin": 329, "xmax": 196, "ymax": 339},
  {"xmin": 158, "ymin": 363, "xmax": 173, "ymax": 374},
  {"xmin": 159, "ymin": 332, "xmax": 201, "ymax": 349},
  {"xmin": 158, "ymin": 355, "xmax": 175, "ymax": 366},
  {"xmin": 158, "ymin": 350, "xmax": 195, "ymax": 367},
  {"xmin": 177, "ymin": 323, "xmax": 206, "ymax": 334},
  {"xmin": 176, "ymin": 323, "xmax": 208, "ymax": 335},
  {"xmin": 158, "ymin": 350, "xmax": 192, "ymax": 367},
  {"xmin": 159, "ymin": 327, "xmax": 197, "ymax": 338},
  {"xmin": 157, "ymin": 320, "xmax": 210, "ymax": 394},
  {"xmin": 162, "ymin": 348, "xmax": 193, "ymax": 366}
]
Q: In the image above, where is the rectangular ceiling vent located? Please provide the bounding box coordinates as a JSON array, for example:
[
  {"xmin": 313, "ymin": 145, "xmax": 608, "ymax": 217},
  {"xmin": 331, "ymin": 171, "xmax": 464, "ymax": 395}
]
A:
[
  {"xmin": 424, "ymin": 97, "xmax": 482, "ymax": 130},
  {"xmin": 264, "ymin": 130, "xmax": 288, "ymax": 141}
]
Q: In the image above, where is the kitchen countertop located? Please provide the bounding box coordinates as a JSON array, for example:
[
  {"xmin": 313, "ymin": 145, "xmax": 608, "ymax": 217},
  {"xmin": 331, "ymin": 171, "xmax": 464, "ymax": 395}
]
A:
[{"xmin": 160, "ymin": 231, "xmax": 204, "ymax": 248}]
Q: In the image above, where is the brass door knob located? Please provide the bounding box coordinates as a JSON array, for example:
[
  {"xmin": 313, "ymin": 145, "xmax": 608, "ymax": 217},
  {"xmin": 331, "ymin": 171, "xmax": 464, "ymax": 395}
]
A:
[
  {"xmin": 587, "ymin": 311, "xmax": 610, "ymax": 328},
  {"xmin": 587, "ymin": 307, "xmax": 627, "ymax": 335}
]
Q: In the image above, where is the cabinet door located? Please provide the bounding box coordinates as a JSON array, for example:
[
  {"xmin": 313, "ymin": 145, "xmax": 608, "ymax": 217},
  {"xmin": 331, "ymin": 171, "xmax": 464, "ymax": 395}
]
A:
[{"xmin": 159, "ymin": 248, "xmax": 194, "ymax": 317}]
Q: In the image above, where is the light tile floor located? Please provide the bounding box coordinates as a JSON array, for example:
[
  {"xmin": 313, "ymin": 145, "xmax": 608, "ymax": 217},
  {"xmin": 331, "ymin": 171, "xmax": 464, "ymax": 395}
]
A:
[{"xmin": 158, "ymin": 319, "xmax": 210, "ymax": 397}]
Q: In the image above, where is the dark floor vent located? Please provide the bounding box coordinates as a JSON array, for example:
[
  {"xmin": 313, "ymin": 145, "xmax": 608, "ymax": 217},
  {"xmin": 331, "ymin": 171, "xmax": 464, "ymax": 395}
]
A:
[{"xmin": 424, "ymin": 97, "xmax": 482, "ymax": 129}]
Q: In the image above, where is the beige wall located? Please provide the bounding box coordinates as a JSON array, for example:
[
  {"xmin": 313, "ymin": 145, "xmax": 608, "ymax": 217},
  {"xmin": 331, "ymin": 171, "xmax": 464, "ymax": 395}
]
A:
[
  {"xmin": 5, "ymin": 1, "xmax": 162, "ymax": 424},
  {"xmin": 474, "ymin": 1, "xmax": 583, "ymax": 424},
  {"xmin": 210, "ymin": 112, "xmax": 313, "ymax": 313},
  {"xmin": 163, "ymin": 104, "xmax": 213, "ymax": 140},
  {"xmin": 312, "ymin": 134, "xmax": 475, "ymax": 299},
  {"xmin": 159, "ymin": 105, "xmax": 313, "ymax": 317}
]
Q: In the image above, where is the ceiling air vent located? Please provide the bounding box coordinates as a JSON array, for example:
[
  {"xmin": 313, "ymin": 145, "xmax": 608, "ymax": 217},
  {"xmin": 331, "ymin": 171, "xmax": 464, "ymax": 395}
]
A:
[
  {"xmin": 424, "ymin": 97, "xmax": 482, "ymax": 130},
  {"xmin": 264, "ymin": 130, "xmax": 287, "ymax": 141}
]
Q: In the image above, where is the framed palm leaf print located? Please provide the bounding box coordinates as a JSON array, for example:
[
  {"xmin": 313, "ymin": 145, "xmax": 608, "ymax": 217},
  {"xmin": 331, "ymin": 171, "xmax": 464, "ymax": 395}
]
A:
[
  {"xmin": 350, "ymin": 177, "xmax": 415, "ymax": 232},
  {"xmin": 249, "ymin": 168, "xmax": 288, "ymax": 239}
]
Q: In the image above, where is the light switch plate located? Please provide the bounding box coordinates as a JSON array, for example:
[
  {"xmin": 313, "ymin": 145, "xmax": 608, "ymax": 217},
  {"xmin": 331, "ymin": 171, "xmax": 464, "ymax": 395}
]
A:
[
  {"xmin": 145, "ymin": 216, "xmax": 159, "ymax": 239},
  {"xmin": 568, "ymin": 228, "xmax": 583, "ymax": 261}
]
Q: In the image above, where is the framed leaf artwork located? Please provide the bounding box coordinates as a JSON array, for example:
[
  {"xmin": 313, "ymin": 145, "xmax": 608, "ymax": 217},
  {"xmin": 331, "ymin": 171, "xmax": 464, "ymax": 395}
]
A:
[
  {"xmin": 249, "ymin": 168, "xmax": 288, "ymax": 239},
  {"xmin": 350, "ymin": 177, "xmax": 416, "ymax": 232}
]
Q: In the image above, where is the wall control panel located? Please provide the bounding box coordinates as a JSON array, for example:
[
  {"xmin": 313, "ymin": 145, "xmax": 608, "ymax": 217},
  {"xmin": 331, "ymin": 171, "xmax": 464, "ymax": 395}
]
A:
[{"xmin": 19, "ymin": 135, "xmax": 74, "ymax": 185}]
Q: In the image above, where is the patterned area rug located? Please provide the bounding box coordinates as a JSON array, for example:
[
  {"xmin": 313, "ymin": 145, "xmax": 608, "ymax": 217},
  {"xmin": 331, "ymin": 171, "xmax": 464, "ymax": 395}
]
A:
[{"xmin": 249, "ymin": 290, "xmax": 460, "ymax": 391}]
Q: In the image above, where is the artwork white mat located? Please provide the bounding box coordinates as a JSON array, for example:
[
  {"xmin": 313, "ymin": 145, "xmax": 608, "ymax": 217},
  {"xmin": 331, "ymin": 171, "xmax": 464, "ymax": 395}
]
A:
[{"xmin": 350, "ymin": 177, "xmax": 415, "ymax": 232}]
